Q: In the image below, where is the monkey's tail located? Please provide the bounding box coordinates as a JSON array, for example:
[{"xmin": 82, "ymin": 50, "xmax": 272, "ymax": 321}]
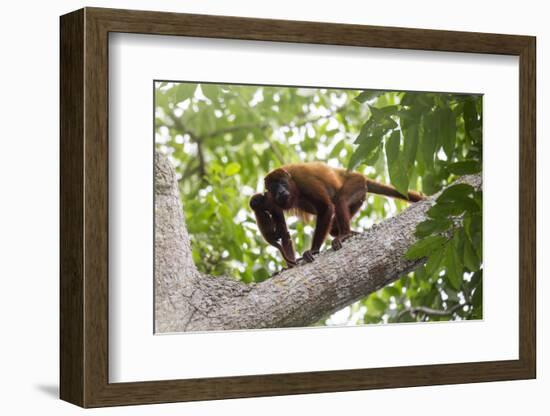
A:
[{"xmin": 365, "ymin": 178, "xmax": 425, "ymax": 202}]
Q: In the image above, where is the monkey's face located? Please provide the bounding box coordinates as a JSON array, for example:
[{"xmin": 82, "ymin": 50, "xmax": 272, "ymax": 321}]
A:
[
  {"xmin": 265, "ymin": 168, "xmax": 294, "ymax": 209},
  {"xmin": 268, "ymin": 180, "xmax": 292, "ymax": 208},
  {"xmin": 249, "ymin": 193, "xmax": 268, "ymax": 211}
]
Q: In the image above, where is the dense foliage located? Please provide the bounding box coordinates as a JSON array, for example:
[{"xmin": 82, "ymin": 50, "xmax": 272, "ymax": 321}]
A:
[{"xmin": 155, "ymin": 82, "xmax": 482, "ymax": 326}]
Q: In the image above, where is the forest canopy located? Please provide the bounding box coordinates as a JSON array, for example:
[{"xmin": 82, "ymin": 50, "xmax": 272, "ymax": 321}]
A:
[{"xmin": 155, "ymin": 82, "xmax": 483, "ymax": 327}]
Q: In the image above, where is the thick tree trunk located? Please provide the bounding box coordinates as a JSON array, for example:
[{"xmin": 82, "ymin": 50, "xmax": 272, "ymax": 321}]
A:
[{"xmin": 154, "ymin": 153, "xmax": 482, "ymax": 333}]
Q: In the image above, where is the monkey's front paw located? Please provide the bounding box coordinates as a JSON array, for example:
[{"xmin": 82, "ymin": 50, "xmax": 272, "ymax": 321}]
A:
[
  {"xmin": 302, "ymin": 250, "xmax": 318, "ymax": 263},
  {"xmin": 285, "ymin": 259, "xmax": 297, "ymax": 268}
]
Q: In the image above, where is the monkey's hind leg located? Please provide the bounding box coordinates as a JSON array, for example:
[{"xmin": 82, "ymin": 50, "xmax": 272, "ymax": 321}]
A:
[
  {"xmin": 330, "ymin": 201, "xmax": 363, "ymax": 237},
  {"xmin": 332, "ymin": 174, "xmax": 367, "ymax": 251}
]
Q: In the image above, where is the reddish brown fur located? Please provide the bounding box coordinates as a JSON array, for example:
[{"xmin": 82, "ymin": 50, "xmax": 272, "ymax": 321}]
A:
[{"xmin": 261, "ymin": 162, "xmax": 425, "ymax": 263}]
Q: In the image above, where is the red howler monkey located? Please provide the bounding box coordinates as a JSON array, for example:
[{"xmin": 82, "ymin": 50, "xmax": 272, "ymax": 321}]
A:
[
  {"xmin": 260, "ymin": 162, "xmax": 425, "ymax": 263},
  {"xmin": 250, "ymin": 193, "xmax": 297, "ymax": 267}
]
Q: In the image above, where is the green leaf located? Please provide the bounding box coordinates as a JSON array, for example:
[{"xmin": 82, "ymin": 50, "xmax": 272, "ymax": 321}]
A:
[
  {"xmin": 385, "ymin": 130, "xmax": 400, "ymax": 163},
  {"xmin": 363, "ymin": 144, "xmax": 382, "ymax": 166},
  {"xmin": 353, "ymin": 119, "xmax": 375, "ymax": 144},
  {"xmin": 445, "ymin": 288, "xmax": 460, "ymax": 304},
  {"xmin": 469, "ymin": 127, "xmax": 482, "ymax": 143},
  {"xmin": 156, "ymin": 90, "xmax": 168, "ymax": 109},
  {"xmin": 463, "ymin": 234, "xmax": 480, "ymax": 272},
  {"xmin": 201, "ymin": 84, "xmax": 219, "ymax": 101},
  {"xmin": 355, "ymin": 90, "xmax": 383, "ymax": 103},
  {"xmin": 457, "ymin": 197, "xmax": 481, "ymax": 213},
  {"xmin": 329, "ymin": 139, "xmax": 346, "ymax": 158},
  {"xmin": 444, "ymin": 234, "xmax": 464, "ymax": 290},
  {"xmin": 420, "ymin": 113, "xmax": 437, "ymax": 169},
  {"xmin": 226, "ymin": 240, "xmax": 241, "ymax": 260},
  {"xmin": 437, "ymin": 184, "xmax": 475, "ymax": 203},
  {"xmin": 414, "ymin": 219, "xmax": 452, "ymax": 238},
  {"xmin": 427, "ymin": 202, "xmax": 466, "ymax": 219},
  {"xmin": 406, "ymin": 235, "xmax": 447, "ymax": 260},
  {"xmin": 174, "ymin": 83, "xmax": 197, "ymax": 103},
  {"xmin": 369, "ymin": 105, "xmax": 384, "ymax": 120},
  {"xmin": 472, "ymin": 283, "xmax": 483, "ymax": 309},
  {"xmin": 253, "ymin": 267, "xmax": 270, "ymax": 282},
  {"xmin": 367, "ymin": 296, "xmax": 387, "ymax": 314},
  {"xmin": 348, "ymin": 142, "xmax": 373, "ymax": 171},
  {"xmin": 231, "ymin": 130, "xmax": 247, "ymax": 145},
  {"xmin": 381, "ymin": 117, "xmax": 398, "ymax": 131},
  {"xmin": 354, "ymin": 111, "xmax": 398, "ymax": 153},
  {"xmin": 398, "ymin": 108, "xmax": 420, "ymax": 124},
  {"xmin": 463, "ymin": 99, "xmax": 480, "ymax": 141},
  {"xmin": 219, "ymin": 204, "xmax": 232, "ymax": 218},
  {"xmin": 425, "ymin": 246, "xmax": 446, "ymax": 276},
  {"xmin": 231, "ymin": 240, "xmax": 244, "ymax": 262},
  {"xmin": 437, "ymin": 184, "xmax": 480, "ymax": 214},
  {"xmin": 224, "ymin": 162, "xmax": 241, "ymax": 176},
  {"xmin": 368, "ymin": 106, "xmax": 399, "ymax": 129},
  {"xmin": 440, "ymin": 107, "xmax": 456, "ymax": 159},
  {"xmin": 384, "ymin": 286, "xmax": 402, "ymax": 298},
  {"xmin": 400, "ymin": 92, "xmax": 417, "ymax": 106},
  {"xmin": 378, "ymin": 105, "xmax": 400, "ymax": 116},
  {"xmin": 385, "ymin": 130, "xmax": 409, "ymax": 196},
  {"xmin": 470, "ymin": 270, "xmax": 482, "ymax": 289},
  {"xmin": 466, "ymin": 213, "xmax": 482, "ymax": 257},
  {"xmin": 448, "ymin": 161, "xmax": 481, "ymax": 175},
  {"xmin": 403, "ymin": 124, "xmax": 419, "ymax": 172},
  {"xmin": 421, "ymin": 172, "xmax": 441, "ymax": 195},
  {"xmin": 348, "ymin": 123, "xmax": 385, "ymax": 170}
]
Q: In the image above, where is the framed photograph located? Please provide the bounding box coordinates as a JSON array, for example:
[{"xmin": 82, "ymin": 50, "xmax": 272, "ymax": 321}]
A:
[{"xmin": 60, "ymin": 7, "xmax": 536, "ymax": 408}]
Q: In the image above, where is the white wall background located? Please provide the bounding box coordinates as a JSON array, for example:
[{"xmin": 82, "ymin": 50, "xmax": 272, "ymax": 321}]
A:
[{"xmin": 0, "ymin": 0, "xmax": 545, "ymax": 414}]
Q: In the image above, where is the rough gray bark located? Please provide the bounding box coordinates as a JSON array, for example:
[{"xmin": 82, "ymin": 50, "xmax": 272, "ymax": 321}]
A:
[{"xmin": 154, "ymin": 153, "xmax": 482, "ymax": 333}]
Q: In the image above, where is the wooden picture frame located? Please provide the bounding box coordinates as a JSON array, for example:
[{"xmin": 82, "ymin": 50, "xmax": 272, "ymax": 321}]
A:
[{"xmin": 60, "ymin": 7, "xmax": 536, "ymax": 408}]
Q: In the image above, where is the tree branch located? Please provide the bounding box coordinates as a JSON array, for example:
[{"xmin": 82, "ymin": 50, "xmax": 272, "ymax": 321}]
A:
[
  {"xmin": 162, "ymin": 105, "xmax": 347, "ymax": 178},
  {"xmin": 397, "ymin": 303, "xmax": 469, "ymax": 321},
  {"xmin": 187, "ymin": 104, "xmax": 347, "ymax": 142},
  {"xmin": 154, "ymin": 153, "xmax": 482, "ymax": 332}
]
